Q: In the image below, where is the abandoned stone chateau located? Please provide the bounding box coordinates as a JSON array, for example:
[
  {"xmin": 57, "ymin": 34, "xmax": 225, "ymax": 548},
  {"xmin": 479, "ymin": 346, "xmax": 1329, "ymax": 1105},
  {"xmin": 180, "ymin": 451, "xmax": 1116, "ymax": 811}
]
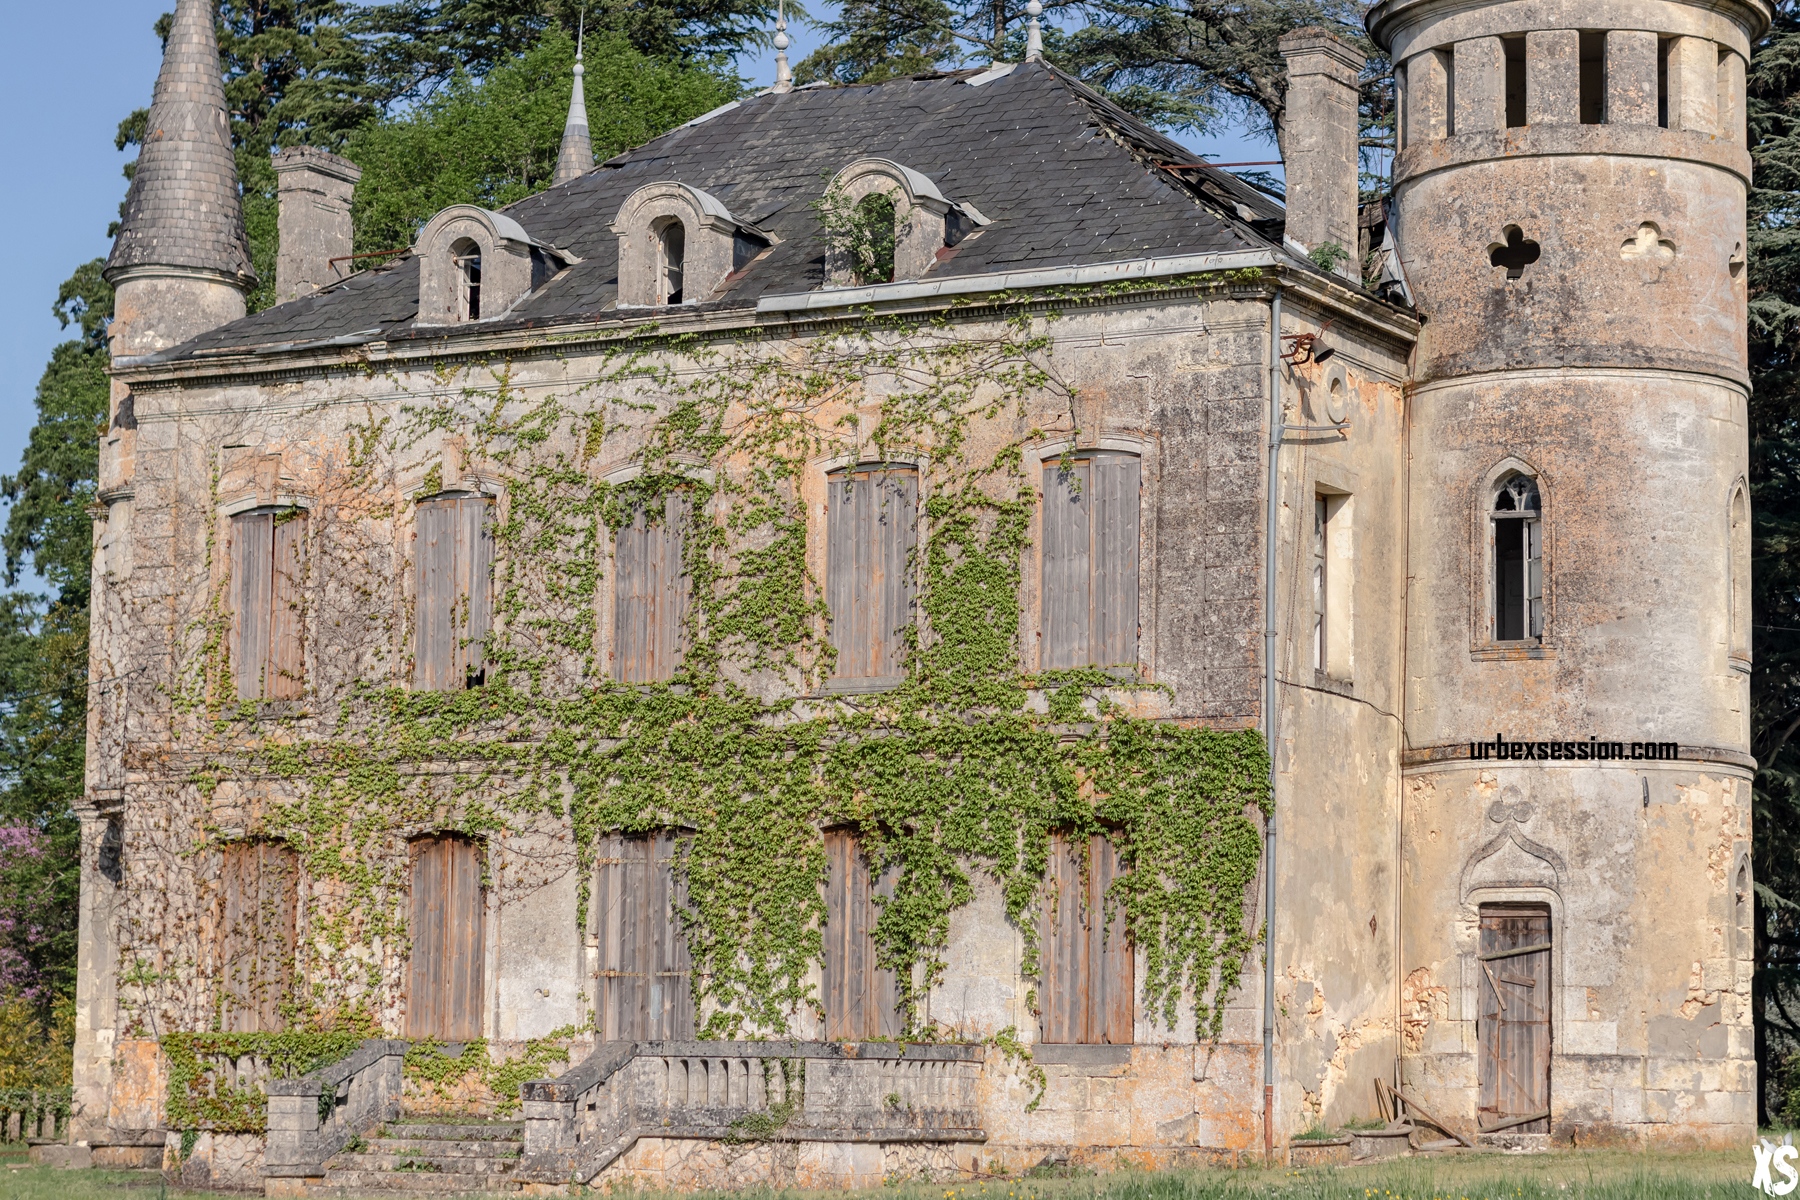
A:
[{"xmin": 60, "ymin": 0, "xmax": 1761, "ymax": 1189}]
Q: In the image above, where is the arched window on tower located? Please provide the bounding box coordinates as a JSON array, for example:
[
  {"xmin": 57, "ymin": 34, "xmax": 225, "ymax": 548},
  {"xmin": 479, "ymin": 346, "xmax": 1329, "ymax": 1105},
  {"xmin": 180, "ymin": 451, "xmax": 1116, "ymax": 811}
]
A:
[
  {"xmin": 1493, "ymin": 473, "xmax": 1543, "ymax": 642},
  {"xmin": 451, "ymin": 238, "xmax": 482, "ymax": 320},
  {"xmin": 658, "ymin": 219, "xmax": 685, "ymax": 304},
  {"xmin": 1730, "ymin": 484, "xmax": 1752, "ymax": 668}
]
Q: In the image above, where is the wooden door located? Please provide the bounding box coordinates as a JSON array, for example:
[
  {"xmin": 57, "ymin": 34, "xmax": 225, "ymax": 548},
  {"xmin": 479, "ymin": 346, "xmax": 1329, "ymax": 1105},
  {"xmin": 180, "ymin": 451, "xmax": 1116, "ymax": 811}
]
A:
[
  {"xmin": 822, "ymin": 831, "xmax": 902, "ymax": 1039},
  {"xmin": 408, "ymin": 835, "xmax": 486, "ymax": 1040},
  {"xmin": 1477, "ymin": 904, "xmax": 1552, "ymax": 1131},
  {"xmin": 219, "ymin": 842, "xmax": 299, "ymax": 1032},
  {"xmin": 593, "ymin": 832, "xmax": 694, "ymax": 1040},
  {"xmin": 1039, "ymin": 831, "xmax": 1133, "ymax": 1044}
]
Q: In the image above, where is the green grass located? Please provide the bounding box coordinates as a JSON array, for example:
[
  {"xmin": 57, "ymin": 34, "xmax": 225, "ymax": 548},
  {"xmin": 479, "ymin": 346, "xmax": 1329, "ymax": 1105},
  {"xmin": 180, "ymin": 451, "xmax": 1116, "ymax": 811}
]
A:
[{"xmin": 0, "ymin": 1148, "xmax": 1754, "ymax": 1199}]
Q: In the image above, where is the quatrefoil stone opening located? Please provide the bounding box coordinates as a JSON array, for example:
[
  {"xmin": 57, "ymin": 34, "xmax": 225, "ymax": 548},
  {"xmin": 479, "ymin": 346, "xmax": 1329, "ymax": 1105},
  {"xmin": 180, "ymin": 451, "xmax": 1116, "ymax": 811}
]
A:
[{"xmin": 1488, "ymin": 225, "xmax": 1542, "ymax": 281}]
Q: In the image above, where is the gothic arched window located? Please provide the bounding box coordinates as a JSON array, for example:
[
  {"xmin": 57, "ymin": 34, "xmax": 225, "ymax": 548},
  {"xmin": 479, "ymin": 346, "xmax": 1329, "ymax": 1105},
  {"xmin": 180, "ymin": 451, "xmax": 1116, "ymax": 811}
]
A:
[{"xmin": 1493, "ymin": 473, "xmax": 1542, "ymax": 642}]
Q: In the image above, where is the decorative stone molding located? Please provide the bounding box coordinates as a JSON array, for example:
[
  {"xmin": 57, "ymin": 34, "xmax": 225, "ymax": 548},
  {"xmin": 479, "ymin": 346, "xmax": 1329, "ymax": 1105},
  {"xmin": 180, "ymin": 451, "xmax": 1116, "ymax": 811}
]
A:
[
  {"xmin": 416, "ymin": 204, "xmax": 569, "ymax": 326},
  {"xmin": 823, "ymin": 158, "xmax": 988, "ymax": 286},
  {"xmin": 611, "ymin": 182, "xmax": 770, "ymax": 307}
]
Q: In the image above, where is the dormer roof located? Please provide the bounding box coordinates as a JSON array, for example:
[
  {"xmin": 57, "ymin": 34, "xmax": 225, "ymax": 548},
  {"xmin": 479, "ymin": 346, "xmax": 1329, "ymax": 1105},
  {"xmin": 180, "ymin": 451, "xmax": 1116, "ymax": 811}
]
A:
[{"xmin": 152, "ymin": 60, "xmax": 1288, "ymax": 361}]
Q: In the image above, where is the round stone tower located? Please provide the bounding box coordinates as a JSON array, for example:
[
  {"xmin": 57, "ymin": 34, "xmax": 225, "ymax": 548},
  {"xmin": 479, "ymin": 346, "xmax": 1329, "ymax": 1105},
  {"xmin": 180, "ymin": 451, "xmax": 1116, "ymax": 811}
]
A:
[{"xmin": 1369, "ymin": 0, "xmax": 1768, "ymax": 1144}]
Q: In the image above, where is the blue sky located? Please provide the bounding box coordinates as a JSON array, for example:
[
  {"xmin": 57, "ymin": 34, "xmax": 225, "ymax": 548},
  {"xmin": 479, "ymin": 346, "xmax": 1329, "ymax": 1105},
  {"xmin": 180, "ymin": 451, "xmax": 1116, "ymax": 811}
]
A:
[{"xmin": 0, "ymin": 4, "xmax": 1277, "ymax": 595}]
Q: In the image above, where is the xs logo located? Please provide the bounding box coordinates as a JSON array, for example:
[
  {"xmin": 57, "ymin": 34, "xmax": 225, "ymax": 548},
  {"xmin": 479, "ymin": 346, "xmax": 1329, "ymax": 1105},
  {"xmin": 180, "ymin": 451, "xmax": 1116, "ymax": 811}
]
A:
[{"xmin": 1755, "ymin": 1139, "xmax": 1800, "ymax": 1195}]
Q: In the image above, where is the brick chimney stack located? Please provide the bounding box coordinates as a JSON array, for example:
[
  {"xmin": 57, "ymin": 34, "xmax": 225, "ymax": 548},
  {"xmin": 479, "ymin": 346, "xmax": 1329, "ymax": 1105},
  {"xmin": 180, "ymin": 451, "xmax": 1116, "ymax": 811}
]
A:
[
  {"xmin": 1278, "ymin": 29, "xmax": 1365, "ymax": 278},
  {"xmin": 274, "ymin": 147, "xmax": 362, "ymax": 303}
]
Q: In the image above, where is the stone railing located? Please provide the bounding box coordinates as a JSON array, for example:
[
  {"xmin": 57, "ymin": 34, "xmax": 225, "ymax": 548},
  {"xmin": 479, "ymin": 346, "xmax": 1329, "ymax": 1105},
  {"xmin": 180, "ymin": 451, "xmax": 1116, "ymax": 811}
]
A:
[
  {"xmin": 517, "ymin": 1040, "xmax": 985, "ymax": 1185},
  {"xmin": 0, "ymin": 1087, "xmax": 71, "ymax": 1144},
  {"xmin": 263, "ymin": 1039, "xmax": 407, "ymax": 1179}
]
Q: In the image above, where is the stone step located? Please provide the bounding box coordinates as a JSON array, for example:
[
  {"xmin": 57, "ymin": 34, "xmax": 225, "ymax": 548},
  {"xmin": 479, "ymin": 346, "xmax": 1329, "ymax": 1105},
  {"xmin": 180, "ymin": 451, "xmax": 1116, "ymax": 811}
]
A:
[
  {"xmin": 375, "ymin": 1121, "xmax": 524, "ymax": 1142},
  {"xmin": 318, "ymin": 1168, "xmax": 522, "ymax": 1193},
  {"xmin": 330, "ymin": 1150, "xmax": 522, "ymax": 1174},
  {"xmin": 358, "ymin": 1136, "xmax": 524, "ymax": 1157}
]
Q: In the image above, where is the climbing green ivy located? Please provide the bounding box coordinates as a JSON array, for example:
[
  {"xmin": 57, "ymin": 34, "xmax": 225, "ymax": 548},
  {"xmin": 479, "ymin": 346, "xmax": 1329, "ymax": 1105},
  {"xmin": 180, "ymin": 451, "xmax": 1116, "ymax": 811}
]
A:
[
  {"xmin": 154, "ymin": 273, "xmax": 1272, "ymax": 1099},
  {"xmin": 162, "ymin": 1030, "xmax": 366, "ymax": 1132}
]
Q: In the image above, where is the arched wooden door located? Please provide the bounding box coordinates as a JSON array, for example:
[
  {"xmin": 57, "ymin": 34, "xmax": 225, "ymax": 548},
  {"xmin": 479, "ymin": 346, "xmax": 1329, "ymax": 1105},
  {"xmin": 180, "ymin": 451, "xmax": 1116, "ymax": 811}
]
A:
[{"xmin": 407, "ymin": 835, "xmax": 485, "ymax": 1039}]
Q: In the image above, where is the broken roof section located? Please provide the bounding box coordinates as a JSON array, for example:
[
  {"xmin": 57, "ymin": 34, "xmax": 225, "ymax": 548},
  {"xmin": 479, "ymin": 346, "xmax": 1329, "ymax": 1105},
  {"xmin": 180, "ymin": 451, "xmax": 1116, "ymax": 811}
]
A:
[{"xmin": 159, "ymin": 60, "xmax": 1290, "ymax": 362}]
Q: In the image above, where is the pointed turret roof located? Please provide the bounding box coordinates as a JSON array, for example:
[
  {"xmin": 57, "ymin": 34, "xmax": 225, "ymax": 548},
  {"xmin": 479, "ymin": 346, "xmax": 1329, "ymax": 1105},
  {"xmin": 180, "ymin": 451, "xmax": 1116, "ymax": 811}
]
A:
[
  {"xmin": 553, "ymin": 44, "xmax": 593, "ymax": 186},
  {"xmin": 105, "ymin": 0, "xmax": 254, "ymax": 284}
]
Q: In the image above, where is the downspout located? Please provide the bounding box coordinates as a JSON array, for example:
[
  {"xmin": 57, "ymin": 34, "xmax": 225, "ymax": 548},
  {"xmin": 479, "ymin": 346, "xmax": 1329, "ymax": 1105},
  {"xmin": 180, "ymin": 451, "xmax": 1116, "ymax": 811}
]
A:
[{"xmin": 1261, "ymin": 284, "xmax": 1283, "ymax": 1163}]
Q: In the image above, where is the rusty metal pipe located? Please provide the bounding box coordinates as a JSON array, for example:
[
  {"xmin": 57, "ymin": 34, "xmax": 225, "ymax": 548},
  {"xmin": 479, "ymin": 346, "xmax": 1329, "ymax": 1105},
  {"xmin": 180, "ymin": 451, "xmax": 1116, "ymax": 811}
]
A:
[{"xmin": 1262, "ymin": 284, "xmax": 1283, "ymax": 1163}]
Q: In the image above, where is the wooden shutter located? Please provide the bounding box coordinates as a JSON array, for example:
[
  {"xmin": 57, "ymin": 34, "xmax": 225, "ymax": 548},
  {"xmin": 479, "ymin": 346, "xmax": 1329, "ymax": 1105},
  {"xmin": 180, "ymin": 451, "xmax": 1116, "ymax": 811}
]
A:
[
  {"xmin": 268, "ymin": 513, "xmax": 306, "ymax": 698},
  {"xmin": 1041, "ymin": 454, "xmax": 1139, "ymax": 670},
  {"xmin": 414, "ymin": 496, "xmax": 493, "ymax": 690},
  {"xmin": 230, "ymin": 513, "xmax": 273, "ymax": 699},
  {"xmin": 219, "ymin": 842, "xmax": 299, "ymax": 1032},
  {"xmin": 407, "ymin": 835, "xmax": 486, "ymax": 1040},
  {"xmin": 1477, "ymin": 904, "xmax": 1551, "ymax": 1132},
  {"xmin": 614, "ymin": 493, "xmax": 689, "ymax": 683},
  {"xmin": 1039, "ymin": 831, "xmax": 1132, "ymax": 1044},
  {"xmin": 822, "ymin": 831, "xmax": 901, "ymax": 1039},
  {"xmin": 593, "ymin": 832, "xmax": 695, "ymax": 1040},
  {"xmin": 827, "ymin": 467, "xmax": 917, "ymax": 681}
]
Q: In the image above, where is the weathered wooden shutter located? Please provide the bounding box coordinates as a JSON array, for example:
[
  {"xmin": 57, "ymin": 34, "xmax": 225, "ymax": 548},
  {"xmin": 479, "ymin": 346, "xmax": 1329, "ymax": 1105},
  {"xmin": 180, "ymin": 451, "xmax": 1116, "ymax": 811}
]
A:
[
  {"xmin": 268, "ymin": 512, "xmax": 306, "ymax": 698},
  {"xmin": 614, "ymin": 492, "xmax": 689, "ymax": 683},
  {"xmin": 822, "ymin": 830, "xmax": 902, "ymax": 1039},
  {"xmin": 407, "ymin": 835, "xmax": 486, "ymax": 1040},
  {"xmin": 414, "ymin": 496, "xmax": 494, "ymax": 690},
  {"xmin": 231, "ymin": 510, "xmax": 307, "ymax": 700},
  {"xmin": 1477, "ymin": 904, "xmax": 1551, "ymax": 1132},
  {"xmin": 593, "ymin": 831, "xmax": 695, "ymax": 1040},
  {"xmin": 827, "ymin": 467, "xmax": 917, "ymax": 682},
  {"xmin": 1041, "ymin": 454, "xmax": 1139, "ymax": 670},
  {"xmin": 219, "ymin": 842, "xmax": 299, "ymax": 1032},
  {"xmin": 1039, "ymin": 831, "xmax": 1132, "ymax": 1044}
]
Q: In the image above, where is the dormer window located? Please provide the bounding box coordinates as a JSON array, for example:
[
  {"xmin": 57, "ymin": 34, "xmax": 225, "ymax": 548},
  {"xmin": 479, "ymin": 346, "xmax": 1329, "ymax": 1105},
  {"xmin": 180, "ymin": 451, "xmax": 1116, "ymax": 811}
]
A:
[
  {"xmin": 853, "ymin": 194, "xmax": 898, "ymax": 284},
  {"xmin": 613, "ymin": 183, "xmax": 771, "ymax": 308},
  {"xmin": 821, "ymin": 158, "xmax": 988, "ymax": 288},
  {"xmin": 659, "ymin": 219, "xmax": 686, "ymax": 304},
  {"xmin": 414, "ymin": 204, "xmax": 570, "ymax": 327},
  {"xmin": 452, "ymin": 238, "xmax": 482, "ymax": 320}
]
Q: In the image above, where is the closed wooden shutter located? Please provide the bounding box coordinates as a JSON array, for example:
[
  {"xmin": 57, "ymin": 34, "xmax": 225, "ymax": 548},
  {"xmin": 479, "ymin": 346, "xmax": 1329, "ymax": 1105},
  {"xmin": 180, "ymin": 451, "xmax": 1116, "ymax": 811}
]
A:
[
  {"xmin": 414, "ymin": 496, "xmax": 494, "ymax": 690},
  {"xmin": 1039, "ymin": 832, "xmax": 1132, "ymax": 1044},
  {"xmin": 822, "ymin": 830, "xmax": 901, "ymax": 1039},
  {"xmin": 1041, "ymin": 454, "xmax": 1139, "ymax": 670},
  {"xmin": 407, "ymin": 835, "xmax": 486, "ymax": 1040},
  {"xmin": 614, "ymin": 493, "xmax": 689, "ymax": 683},
  {"xmin": 827, "ymin": 466, "xmax": 917, "ymax": 682},
  {"xmin": 1477, "ymin": 904, "xmax": 1551, "ymax": 1132},
  {"xmin": 231, "ymin": 511, "xmax": 307, "ymax": 700},
  {"xmin": 593, "ymin": 832, "xmax": 694, "ymax": 1040},
  {"xmin": 219, "ymin": 842, "xmax": 299, "ymax": 1032}
]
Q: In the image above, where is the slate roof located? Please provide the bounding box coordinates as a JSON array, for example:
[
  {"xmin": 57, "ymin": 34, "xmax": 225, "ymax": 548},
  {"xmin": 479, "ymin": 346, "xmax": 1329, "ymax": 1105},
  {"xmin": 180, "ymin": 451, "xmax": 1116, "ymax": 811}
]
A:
[
  {"xmin": 106, "ymin": 0, "xmax": 254, "ymax": 283},
  {"xmin": 156, "ymin": 60, "xmax": 1289, "ymax": 363}
]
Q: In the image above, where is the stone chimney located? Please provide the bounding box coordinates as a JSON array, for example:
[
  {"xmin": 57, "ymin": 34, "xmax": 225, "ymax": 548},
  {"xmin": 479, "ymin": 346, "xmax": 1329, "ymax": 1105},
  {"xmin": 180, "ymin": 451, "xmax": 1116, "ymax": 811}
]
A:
[
  {"xmin": 1277, "ymin": 29, "xmax": 1365, "ymax": 278},
  {"xmin": 274, "ymin": 147, "xmax": 362, "ymax": 303}
]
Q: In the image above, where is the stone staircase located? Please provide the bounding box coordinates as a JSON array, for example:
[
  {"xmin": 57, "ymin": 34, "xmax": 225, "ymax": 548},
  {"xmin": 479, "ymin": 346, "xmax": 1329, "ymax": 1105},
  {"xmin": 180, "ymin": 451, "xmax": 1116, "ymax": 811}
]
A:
[{"xmin": 314, "ymin": 1119, "xmax": 526, "ymax": 1194}]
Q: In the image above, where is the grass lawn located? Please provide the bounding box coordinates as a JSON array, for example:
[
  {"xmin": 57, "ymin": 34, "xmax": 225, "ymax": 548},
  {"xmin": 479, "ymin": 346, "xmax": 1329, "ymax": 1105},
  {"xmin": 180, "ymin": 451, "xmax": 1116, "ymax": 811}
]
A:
[{"xmin": 0, "ymin": 1146, "xmax": 1754, "ymax": 1199}]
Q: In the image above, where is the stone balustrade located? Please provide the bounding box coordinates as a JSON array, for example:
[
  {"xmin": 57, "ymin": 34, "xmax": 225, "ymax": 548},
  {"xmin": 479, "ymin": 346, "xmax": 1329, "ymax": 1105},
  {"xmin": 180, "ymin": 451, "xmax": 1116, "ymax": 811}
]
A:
[{"xmin": 263, "ymin": 1039, "xmax": 407, "ymax": 1181}]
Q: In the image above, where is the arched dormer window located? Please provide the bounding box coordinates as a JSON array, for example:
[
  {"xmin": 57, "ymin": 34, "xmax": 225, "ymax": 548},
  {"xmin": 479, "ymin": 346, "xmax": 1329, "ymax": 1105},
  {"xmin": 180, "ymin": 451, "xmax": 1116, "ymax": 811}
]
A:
[
  {"xmin": 659, "ymin": 219, "xmax": 686, "ymax": 304},
  {"xmin": 451, "ymin": 238, "xmax": 482, "ymax": 320},
  {"xmin": 821, "ymin": 158, "xmax": 988, "ymax": 288},
  {"xmin": 612, "ymin": 183, "xmax": 769, "ymax": 308},
  {"xmin": 853, "ymin": 193, "xmax": 898, "ymax": 284},
  {"xmin": 1492, "ymin": 472, "xmax": 1543, "ymax": 642}
]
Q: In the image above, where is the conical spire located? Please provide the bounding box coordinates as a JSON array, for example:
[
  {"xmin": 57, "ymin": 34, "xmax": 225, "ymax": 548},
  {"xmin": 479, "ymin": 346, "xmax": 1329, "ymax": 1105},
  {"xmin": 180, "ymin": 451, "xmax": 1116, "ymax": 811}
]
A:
[
  {"xmin": 553, "ymin": 21, "xmax": 594, "ymax": 186},
  {"xmin": 105, "ymin": 0, "xmax": 254, "ymax": 285}
]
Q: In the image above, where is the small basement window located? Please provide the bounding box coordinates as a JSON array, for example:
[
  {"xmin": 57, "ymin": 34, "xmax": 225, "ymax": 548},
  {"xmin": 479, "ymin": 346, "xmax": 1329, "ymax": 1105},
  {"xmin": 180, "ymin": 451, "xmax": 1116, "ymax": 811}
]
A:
[{"xmin": 451, "ymin": 238, "xmax": 482, "ymax": 320}]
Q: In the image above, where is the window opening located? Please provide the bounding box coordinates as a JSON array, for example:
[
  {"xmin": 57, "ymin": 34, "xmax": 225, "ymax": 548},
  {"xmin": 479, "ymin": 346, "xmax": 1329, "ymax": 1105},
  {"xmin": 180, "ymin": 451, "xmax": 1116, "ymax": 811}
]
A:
[
  {"xmin": 407, "ymin": 834, "xmax": 485, "ymax": 1040},
  {"xmin": 1489, "ymin": 226, "xmax": 1541, "ymax": 280},
  {"xmin": 1042, "ymin": 452, "xmax": 1141, "ymax": 671},
  {"xmin": 1040, "ymin": 831, "xmax": 1133, "ymax": 1044},
  {"xmin": 218, "ymin": 841, "xmax": 298, "ymax": 1033},
  {"xmin": 1493, "ymin": 474, "xmax": 1543, "ymax": 642},
  {"xmin": 823, "ymin": 830, "xmax": 903, "ymax": 1039},
  {"xmin": 1657, "ymin": 37, "xmax": 1671, "ymax": 127},
  {"xmin": 660, "ymin": 220, "xmax": 686, "ymax": 304},
  {"xmin": 230, "ymin": 508, "xmax": 306, "ymax": 700},
  {"xmin": 593, "ymin": 831, "xmax": 695, "ymax": 1040},
  {"xmin": 1313, "ymin": 496, "xmax": 1328, "ymax": 673},
  {"xmin": 1731, "ymin": 487, "xmax": 1751, "ymax": 662},
  {"xmin": 615, "ymin": 491, "xmax": 690, "ymax": 682},
  {"xmin": 414, "ymin": 494, "xmax": 494, "ymax": 691},
  {"xmin": 1503, "ymin": 36, "xmax": 1527, "ymax": 127},
  {"xmin": 451, "ymin": 238, "xmax": 482, "ymax": 320},
  {"xmin": 1578, "ymin": 31, "xmax": 1605, "ymax": 123},
  {"xmin": 1476, "ymin": 903, "xmax": 1551, "ymax": 1133},
  {"xmin": 827, "ymin": 465, "xmax": 917, "ymax": 683},
  {"xmin": 854, "ymin": 193, "xmax": 898, "ymax": 285}
]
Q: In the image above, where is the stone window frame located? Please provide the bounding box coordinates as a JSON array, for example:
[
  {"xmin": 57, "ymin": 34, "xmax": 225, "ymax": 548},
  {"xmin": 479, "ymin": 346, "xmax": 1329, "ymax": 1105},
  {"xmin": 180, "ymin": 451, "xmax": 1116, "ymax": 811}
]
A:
[
  {"xmin": 1457, "ymin": 884, "xmax": 1565, "ymax": 1056},
  {"xmin": 822, "ymin": 158, "xmax": 989, "ymax": 288},
  {"xmin": 610, "ymin": 182, "xmax": 771, "ymax": 308},
  {"xmin": 1470, "ymin": 455, "xmax": 1554, "ymax": 660},
  {"xmin": 1728, "ymin": 477, "xmax": 1752, "ymax": 673},
  {"xmin": 416, "ymin": 204, "xmax": 568, "ymax": 327}
]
